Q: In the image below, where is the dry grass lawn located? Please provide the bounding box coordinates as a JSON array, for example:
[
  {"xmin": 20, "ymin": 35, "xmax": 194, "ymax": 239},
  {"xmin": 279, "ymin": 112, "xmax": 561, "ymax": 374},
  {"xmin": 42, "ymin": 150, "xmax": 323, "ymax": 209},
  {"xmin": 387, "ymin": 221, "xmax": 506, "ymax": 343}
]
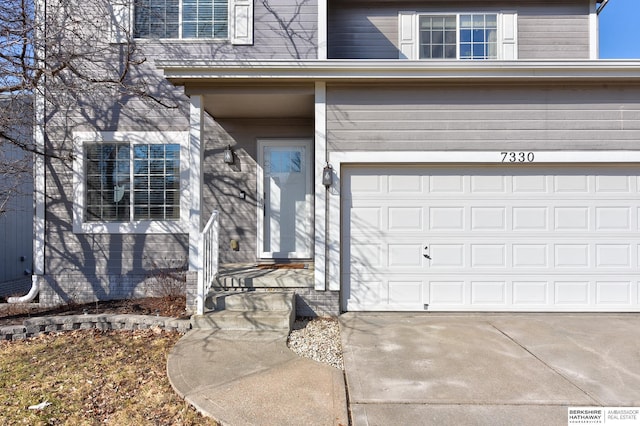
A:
[{"xmin": 0, "ymin": 328, "xmax": 218, "ymax": 425}]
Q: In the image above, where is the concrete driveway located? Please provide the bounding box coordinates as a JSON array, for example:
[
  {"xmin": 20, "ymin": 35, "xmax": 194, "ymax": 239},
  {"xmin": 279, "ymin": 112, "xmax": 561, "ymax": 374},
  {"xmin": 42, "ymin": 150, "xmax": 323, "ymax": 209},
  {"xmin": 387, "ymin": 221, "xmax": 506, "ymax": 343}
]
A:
[{"xmin": 340, "ymin": 313, "xmax": 640, "ymax": 426}]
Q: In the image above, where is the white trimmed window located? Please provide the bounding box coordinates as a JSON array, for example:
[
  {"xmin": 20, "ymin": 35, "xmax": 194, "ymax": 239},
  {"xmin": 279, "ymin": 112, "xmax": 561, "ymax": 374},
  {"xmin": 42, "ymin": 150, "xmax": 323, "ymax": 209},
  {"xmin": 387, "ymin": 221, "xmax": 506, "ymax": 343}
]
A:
[
  {"xmin": 120, "ymin": 0, "xmax": 253, "ymax": 44},
  {"xmin": 134, "ymin": 0, "xmax": 229, "ymax": 39},
  {"xmin": 399, "ymin": 11, "xmax": 517, "ymax": 60},
  {"xmin": 73, "ymin": 132, "xmax": 189, "ymax": 234}
]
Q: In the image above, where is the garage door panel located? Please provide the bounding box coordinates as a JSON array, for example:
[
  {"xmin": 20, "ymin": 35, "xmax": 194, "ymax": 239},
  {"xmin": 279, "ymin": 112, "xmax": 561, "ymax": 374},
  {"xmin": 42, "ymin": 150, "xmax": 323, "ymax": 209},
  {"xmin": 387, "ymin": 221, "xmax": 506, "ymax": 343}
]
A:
[
  {"xmin": 430, "ymin": 207, "xmax": 465, "ymax": 230},
  {"xmin": 555, "ymin": 281, "xmax": 590, "ymax": 304},
  {"xmin": 388, "ymin": 174, "xmax": 424, "ymax": 193},
  {"xmin": 343, "ymin": 166, "xmax": 640, "ymax": 312},
  {"xmin": 512, "ymin": 281, "xmax": 549, "ymax": 305},
  {"xmin": 554, "ymin": 175, "xmax": 589, "ymax": 193},
  {"xmin": 471, "ymin": 175, "xmax": 507, "ymax": 192},
  {"xmin": 429, "ymin": 281, "xmax": 465, "ymax": 305},
  {"xmin": 429, "ymin": 244, "xmax": 465, "ymax": 268},
  {"xmin": 596, "ymin": 207, "xmax": 631, "ymax": 230},
  {"xmin": 471, "ymin": 207, "xmax": 507, "ymax": 230},
  {"xmin": 471, "ymin": 281, "xmax": 508, "ymax": 305},
  {"xmin": 430, "ymin": 174, "xmax": 464, "ymax": 193},
  {"xmin": 513, "ymin": 244, "xmax": 548, "ymax": 268},
  {"xmin": 596, "ymin": 175, "xmax": 631, "ymax": 192},
  {"xmin": 555, "ymin": 207, "xmax": 589, "ymax": 230},
  {"xmin": 513, "ymin": 175, "xmax": 547, "ymax": 192},
  {"xmin": 596, "ymin": 281, "xmax": 633, "ymax": 304},
  {"xmin": 471, "ymin": 244, "xmax": 507, "ymax": 268},
  {"xmin": 388, "ymin": 207, "xmax": 423, "ymax": 231},
  {"xmin": 513, "ymin": 207, "xmax": 549, "ymax": 230},
  {"xmin": 388, "ymin": 244, "xmax": 422, "ymax": 267},
  {"xmin": 554, "ymin": 244, "xmax": 590, "ymax": 268},
  {"xmin": 389, "ymin": 281, "xmax": 422, "ymax": 304},
  {"xmin": 596, "ymin": 244, "xmax": 631, "ymax": 267}
]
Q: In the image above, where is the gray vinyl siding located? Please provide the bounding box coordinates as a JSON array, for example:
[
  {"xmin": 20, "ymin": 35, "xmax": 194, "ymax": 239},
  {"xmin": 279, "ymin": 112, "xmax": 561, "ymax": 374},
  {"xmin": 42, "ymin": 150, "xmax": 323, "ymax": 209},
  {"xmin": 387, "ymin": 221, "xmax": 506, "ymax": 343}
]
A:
[
  {"xmin": 0, "ymin": 97, "xmax": 33, "ymax": 294},
  {"xmin": 139, "ymin": 0, "xmax": 318, "ymax": 60},
  {"xmin": 0, "ymin": 190, "xmax": 33, "ymax": 289},
  {"xmin": 328, "ymin": 0, "xmax": 591, "ymax": 60},
  {"xmin": 326, "ymin": 83, "xmax": 640, "ymax": 152},
  {"xmin": 41, "ymin": 0, "xmax": 317, "ymax": 305},
  {"xmin": 518, "ymin": 2, "xmax": 590, "ymax": 59},
  {"xmin": 328, "ymin": 4, "xmax": 398, "ymax": 59},
  {"xmin": 203, "ymin": 117, "xmax": 314, "ymax": 264}
]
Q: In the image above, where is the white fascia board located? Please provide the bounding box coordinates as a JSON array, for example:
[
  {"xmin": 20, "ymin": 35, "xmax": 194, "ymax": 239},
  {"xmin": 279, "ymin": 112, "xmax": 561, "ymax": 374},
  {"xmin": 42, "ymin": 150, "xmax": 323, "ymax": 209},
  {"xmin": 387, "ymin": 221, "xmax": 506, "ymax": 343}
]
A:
[
  {"xmin": 158, "ymin": 60, "xmax": 640, "ymax": 82},
  {"xmin": 330, "ymin": 150, "xmax": 640, "ymax": 164},
  {"xmin": 589, "ymin": 0, "xmax": 599, "ymax": 59}
]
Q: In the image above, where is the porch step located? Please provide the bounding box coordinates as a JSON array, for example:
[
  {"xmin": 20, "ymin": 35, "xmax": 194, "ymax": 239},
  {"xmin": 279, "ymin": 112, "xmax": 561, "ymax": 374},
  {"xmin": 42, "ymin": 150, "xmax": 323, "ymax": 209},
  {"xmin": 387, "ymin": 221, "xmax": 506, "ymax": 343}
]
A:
[
  {"xmin": 192, "ymin": 291, "xmax": 295, "ymax": 332},
  {"xmin": 225, "ymin": 292, "xmax": 294, "ymax": 312},
  {"xmin": 215, "ymin": 263, "xmax": 314, "ymax": 289}
]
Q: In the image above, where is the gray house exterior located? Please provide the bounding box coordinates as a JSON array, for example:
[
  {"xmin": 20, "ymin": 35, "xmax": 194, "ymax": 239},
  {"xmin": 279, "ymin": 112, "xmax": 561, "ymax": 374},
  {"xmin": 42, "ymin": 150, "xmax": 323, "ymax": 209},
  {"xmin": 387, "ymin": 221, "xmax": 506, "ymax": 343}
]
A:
[
  {"xmin": 0, "ymin": 96, "xmax": 33, "ymax": 298},
  {"xmin": 28, "ymin": 0, "xmax": 640, "ymax": 314}
]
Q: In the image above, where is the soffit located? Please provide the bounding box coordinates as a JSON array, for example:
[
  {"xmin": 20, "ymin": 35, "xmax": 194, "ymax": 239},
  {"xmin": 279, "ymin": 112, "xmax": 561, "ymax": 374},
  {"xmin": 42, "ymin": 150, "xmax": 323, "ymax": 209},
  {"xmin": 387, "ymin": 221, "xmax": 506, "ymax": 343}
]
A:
[{"xmin": 184, "ymin": 84, "xmax": 315, "ymax": 118}]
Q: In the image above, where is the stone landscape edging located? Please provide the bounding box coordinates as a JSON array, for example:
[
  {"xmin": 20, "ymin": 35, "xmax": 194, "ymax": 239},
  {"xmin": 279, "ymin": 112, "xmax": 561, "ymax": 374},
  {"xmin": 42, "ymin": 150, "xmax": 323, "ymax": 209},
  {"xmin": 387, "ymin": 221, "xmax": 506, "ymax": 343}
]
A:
[{"xmin": 0, "ymin": 314, "xmax": 192, "ymax": 341}]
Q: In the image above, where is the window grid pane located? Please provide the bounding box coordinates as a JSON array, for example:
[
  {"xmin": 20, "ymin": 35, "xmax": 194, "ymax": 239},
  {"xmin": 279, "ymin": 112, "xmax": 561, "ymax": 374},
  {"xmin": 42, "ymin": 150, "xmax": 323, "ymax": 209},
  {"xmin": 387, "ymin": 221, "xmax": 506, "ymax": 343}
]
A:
[
  {"xmin": 419, "ymin": 13, "xmax": 498, "ymax": 60},
  {"xmin": 134, "ymin": 0, "xmax": 179, "ymax": 38},
  {"xmin": 85, "ymin": 144, "xmax": 131, "ymax": 222},
  {"xmin": 460, "ymin": 14, "xmax": 497, "ymax": 60},
  {"xmin": 133, "ymin": 144, "xmax": 181, "ymax": 221},
  {"xmin": 182, "ymin": 0, "xmax": 228, "ymax": 39},
  {"xmin": 86, "ymin": 143, "xmax": 180, "ymax": 222},
  {"xmin": 135, "ymin": 0, "xmax": 227, "ymax": 39},
  {"xmin": 419, "ymin": 15, "xmax": 457, "ymax": 59}
]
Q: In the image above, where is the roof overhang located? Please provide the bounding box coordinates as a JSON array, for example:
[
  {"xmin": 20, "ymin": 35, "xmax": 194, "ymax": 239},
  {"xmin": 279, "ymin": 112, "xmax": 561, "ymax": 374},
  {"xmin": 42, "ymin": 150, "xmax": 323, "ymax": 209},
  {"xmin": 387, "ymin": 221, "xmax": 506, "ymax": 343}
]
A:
[
  {"xmin": 157, "ymin": 60, "xmax": 640, "ymax": 85},
  {"xmin": 157, "ymin": 60, "xmax": 640, "ymax": 118}
]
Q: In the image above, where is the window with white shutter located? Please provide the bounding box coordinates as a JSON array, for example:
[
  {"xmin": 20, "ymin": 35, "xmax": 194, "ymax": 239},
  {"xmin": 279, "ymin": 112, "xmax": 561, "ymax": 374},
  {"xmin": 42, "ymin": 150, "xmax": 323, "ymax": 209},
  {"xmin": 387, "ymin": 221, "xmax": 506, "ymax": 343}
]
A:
[{"xmin": 398, "ymin": 11, "xmax": 517, "ymax": 60}]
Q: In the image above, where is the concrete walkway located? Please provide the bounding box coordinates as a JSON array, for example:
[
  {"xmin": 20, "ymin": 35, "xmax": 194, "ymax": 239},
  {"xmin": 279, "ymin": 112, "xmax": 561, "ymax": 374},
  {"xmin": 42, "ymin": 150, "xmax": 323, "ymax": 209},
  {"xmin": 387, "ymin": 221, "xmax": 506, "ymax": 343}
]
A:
[
  {"xmin": 168, "ymin": 313, "xmax": 640, "ymax": 425},
  {"xmin": 167, "ymin": 329, "xmax": 348, "ymax": 426},
  {"xmin": 341, "ymin": 313, "xmax": 640, "ymax": 426}
]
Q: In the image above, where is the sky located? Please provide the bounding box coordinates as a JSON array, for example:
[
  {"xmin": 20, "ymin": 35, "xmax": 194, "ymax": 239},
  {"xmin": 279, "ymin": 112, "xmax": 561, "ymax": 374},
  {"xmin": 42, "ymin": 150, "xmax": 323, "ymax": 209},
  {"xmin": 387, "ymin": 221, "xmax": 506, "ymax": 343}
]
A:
[{"xmin": 599, "ymin": 0, "xmax": 640, "ymax": 58}]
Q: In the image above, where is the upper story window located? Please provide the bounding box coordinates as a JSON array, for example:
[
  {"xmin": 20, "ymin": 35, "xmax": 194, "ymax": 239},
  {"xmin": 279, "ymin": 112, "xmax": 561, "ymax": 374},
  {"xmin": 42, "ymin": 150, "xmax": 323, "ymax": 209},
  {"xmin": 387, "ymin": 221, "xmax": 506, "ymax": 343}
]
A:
[
  {"xmin": 134, "ymin": 0, "xmax": 229, "ymax": 39},
  {"xmin": 419, "ymin": 14, "xmax": 497, "ymax": 60},
  {"xmin": 399, "ymin": 11, "xmax": 516, "ymax": 60}
]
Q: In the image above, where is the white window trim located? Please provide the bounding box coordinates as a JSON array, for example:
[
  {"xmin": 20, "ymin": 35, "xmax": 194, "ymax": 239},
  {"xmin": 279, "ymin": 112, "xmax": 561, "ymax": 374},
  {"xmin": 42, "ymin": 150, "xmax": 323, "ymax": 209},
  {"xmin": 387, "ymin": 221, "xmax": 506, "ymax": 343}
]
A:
[
  {"xmin": 399, "ymin": 11, "xmax": 517, "ymax": 60},
  {"xmin": 125, "ymin": 0, "xmax": 253, "ymax": 44},
  {"xmin": 73, "ymin": 131, "xmax": 190, "ymax": 234}
]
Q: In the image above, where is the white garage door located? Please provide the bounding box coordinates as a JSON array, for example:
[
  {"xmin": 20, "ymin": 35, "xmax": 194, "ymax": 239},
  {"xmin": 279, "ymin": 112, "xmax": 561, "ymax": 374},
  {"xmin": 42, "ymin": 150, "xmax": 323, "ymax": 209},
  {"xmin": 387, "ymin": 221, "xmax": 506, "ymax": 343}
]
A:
[{"xmin": 343, "ymin": 165, "xmax": 640, "ymax": 312}]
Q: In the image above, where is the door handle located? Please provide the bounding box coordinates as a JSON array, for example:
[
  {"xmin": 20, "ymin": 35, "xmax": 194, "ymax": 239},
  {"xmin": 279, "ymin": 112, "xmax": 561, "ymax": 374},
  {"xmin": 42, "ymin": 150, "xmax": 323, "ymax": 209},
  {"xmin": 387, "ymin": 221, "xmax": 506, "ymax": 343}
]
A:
[{"xmin": 423, "ymin": 245, "xmax": 431, "ymax": 260}]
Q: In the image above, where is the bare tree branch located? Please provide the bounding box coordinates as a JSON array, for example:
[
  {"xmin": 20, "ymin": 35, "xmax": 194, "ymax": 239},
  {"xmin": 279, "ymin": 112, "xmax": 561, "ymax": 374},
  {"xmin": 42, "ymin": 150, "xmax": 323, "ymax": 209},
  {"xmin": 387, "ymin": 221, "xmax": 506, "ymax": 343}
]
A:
[{"xmin": 0, "ymin": 0, "xmax": 179, "ymax": 216}]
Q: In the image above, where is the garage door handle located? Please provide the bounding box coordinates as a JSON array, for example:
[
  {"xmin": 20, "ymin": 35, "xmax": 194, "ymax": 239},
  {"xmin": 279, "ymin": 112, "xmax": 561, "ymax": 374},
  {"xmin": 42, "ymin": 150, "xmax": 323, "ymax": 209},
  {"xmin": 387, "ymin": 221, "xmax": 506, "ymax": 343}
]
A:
[{"xmin": 423, "ymin": 246, "xmax": 431, "ymax": 260}]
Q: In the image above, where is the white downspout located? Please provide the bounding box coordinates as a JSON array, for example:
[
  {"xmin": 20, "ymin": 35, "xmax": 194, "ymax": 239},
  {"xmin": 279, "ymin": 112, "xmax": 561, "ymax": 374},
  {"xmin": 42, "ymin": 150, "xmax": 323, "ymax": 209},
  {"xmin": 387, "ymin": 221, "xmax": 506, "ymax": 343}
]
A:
[{"xmin": 9, "ymin": 0, "xmax": 46, "ymax": 304}]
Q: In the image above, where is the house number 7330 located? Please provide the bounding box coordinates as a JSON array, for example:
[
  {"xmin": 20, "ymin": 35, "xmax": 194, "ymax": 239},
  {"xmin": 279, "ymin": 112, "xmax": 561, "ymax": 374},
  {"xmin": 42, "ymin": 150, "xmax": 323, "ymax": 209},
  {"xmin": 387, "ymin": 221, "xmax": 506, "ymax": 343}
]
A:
[{"xmin": 500, "ymin": 151, "xmax": 535, "ymax": 163}]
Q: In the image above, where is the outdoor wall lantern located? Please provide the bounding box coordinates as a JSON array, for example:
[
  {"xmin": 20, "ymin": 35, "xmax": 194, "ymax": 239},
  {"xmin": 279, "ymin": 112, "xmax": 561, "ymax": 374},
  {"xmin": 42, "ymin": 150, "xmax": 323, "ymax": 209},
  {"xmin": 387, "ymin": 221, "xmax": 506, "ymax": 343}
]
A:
[
  {"xmin": 322, "ymin": 163, "xmax": 333, "ymax": 187},
  {"xmin": 223, "ymin": 145, "xmax": 234, "ymax": 165}
]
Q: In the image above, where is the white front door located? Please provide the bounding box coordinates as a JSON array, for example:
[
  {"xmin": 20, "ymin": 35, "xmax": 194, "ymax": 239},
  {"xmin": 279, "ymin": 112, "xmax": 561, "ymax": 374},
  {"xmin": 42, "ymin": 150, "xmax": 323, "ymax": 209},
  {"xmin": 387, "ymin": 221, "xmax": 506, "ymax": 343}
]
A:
[{"xmin": 258, "ymin": 139, "xmax": 313, "ymax": 259}]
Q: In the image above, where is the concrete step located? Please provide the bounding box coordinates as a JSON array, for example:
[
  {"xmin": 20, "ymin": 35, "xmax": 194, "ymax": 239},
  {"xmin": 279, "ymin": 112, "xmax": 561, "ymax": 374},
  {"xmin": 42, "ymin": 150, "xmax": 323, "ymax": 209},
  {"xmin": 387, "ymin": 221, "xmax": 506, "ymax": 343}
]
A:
[
  {"xmin": 215, "ymin": 264, "xmax": 313, "ymax": 289},
  {"xmin": 193, "ymin": 291, "xmax": 295, "ymax": 332},
  {"xmin": 225, "ymin": 292, "xmax": 294, "ymax": 312},
  {"xmin": 204, "ymin": 290, "xmax": 249, "ymax": 312},
  {"xmin": 191, "ymin": 309, "xmax": 293, "ymax": 331}
]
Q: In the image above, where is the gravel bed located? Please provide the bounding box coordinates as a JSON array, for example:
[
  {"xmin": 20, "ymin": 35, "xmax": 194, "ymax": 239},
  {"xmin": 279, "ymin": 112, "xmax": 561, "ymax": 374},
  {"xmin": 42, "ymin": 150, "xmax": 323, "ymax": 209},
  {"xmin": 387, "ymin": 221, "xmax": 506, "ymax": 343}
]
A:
[{"xmin": 287, "ymin": 317, "xmax": 344, "ymax": 370}]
